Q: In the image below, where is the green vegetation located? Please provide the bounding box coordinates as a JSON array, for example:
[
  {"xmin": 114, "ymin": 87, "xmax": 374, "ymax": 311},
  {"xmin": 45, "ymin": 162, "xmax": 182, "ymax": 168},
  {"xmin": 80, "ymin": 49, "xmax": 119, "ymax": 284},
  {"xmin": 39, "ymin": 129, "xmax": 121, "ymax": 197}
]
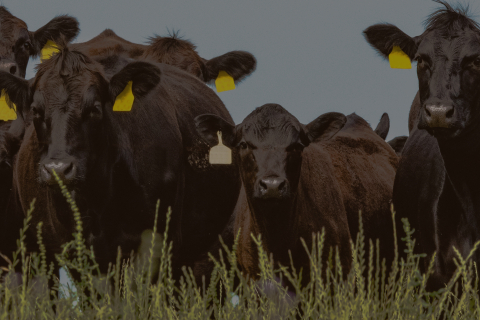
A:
[{"xmin": 0, "ymin": 174, "xmax": 479, "ymax": 319}]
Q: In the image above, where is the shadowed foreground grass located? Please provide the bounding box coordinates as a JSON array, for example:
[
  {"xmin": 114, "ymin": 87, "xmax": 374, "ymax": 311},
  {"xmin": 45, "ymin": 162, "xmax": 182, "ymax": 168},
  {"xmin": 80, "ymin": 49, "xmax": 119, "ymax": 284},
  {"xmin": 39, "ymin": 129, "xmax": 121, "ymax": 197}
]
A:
[{"xmin": 1, "ymin": 175, "xmax": 480, "ymax": 319}]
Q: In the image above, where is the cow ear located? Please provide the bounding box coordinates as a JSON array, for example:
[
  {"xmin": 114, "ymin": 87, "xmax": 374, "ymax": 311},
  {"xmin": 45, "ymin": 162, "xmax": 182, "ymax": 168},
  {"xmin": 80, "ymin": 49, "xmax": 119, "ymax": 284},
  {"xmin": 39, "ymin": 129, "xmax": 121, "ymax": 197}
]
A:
[
  {"xmin": 374, "ymin": 112, "xmax": 390, "ymax": 140},
  {"xmin": 387, "ymin": 135, "xmax": 408, "ymax": 156},
  {"xmin": 31, "ymin": 15, "xmax": 79, "ymax": 56},
  {"xmin": 109, "ymin": 62, "xmax": 161, "ymax": 100},
  {"xmin": 0, "ymin": 71, "xmax": 30, "ymax": 115},
  {"xmin": 305, "ymin": 112, "xmax": 346, "ymax": 143},
  {"xmin": 195, "ymin": 114, "xmax": 237, "ymax": 148},
  {"xmin": 363, "ymin": 23, "xmax": 418, "ymax": 60},
  {"xmin": 203, "ymin": 51, "xmax": 256, "ymax": 83}
]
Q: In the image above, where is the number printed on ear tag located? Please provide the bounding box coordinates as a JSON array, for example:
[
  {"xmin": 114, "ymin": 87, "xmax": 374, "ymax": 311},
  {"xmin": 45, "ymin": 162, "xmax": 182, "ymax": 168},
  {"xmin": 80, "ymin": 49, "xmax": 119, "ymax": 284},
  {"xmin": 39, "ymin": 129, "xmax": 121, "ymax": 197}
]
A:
[
  {"xmin": 0, "ymin": 90, "xmax": 16, "ymax": 121},
  {"xmin": 41, "ymin": 40, "xmax": 60, "ymax": 62},
  {"xmin": 113, "ymin": 81, "xmax": 135, "ymax": 112},
  {"xmin": 209, "ymin": 131, "xmax": 232, "ymax": 165},
  {"xmin": 215, "ymin": 71, "xmax": 236, "ymax": 93},
  {"xmin": 389, "ymin": 46, "xmax": 412, "ymax": 69}
]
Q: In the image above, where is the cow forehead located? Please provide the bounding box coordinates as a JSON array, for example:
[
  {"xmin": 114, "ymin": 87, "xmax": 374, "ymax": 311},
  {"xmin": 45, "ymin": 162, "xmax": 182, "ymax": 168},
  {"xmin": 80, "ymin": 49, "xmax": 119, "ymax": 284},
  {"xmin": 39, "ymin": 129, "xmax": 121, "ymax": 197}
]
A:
[
  {"xmin": 419, "ymin": 29, "xmax": 480, "ymax": 59},
  {"xmin": 241, "ymin": 121, "xmax": 301, "ymax": 147},
  {"xmin": 36, "ymin": 75, "xmax": 100, "ymax": 113}
]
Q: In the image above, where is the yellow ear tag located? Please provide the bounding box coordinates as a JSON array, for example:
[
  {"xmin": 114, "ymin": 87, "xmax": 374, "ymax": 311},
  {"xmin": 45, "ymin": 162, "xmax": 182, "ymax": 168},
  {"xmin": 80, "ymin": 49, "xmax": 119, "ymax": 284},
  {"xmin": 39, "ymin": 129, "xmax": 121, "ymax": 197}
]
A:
[
  {"xmin": 209, "ymin": 131, "xmax": 232, "ymax": 165},
  {"xmin": 215, "ymin": 71, "xmax": 236, "ymax": 93},
  {"xmin": 112, "ymin": 81, "xmax": 135, "ymax": 112},
  {"xmin": 0, "ymin": 90, "xmax": 16, "ymax": 121},
  {"xmin": 41, "ymin": 40, "xmax": 60, "ymax": 61},
  {"xmin": 389, "ymin": 46, "xmax": 412, "ymax": 69}
]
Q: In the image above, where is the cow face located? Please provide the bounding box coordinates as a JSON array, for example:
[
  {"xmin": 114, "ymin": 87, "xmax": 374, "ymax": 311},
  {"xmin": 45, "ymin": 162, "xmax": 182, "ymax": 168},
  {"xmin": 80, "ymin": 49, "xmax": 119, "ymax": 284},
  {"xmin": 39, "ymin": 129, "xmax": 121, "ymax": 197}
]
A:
[
  {"xmin": 0, "ymin": 49, "xmax": 161, "ymax": 190},
  {"xmin": 196, "ymin": 104, "xmax": 346, "ymax": 217},
  {"xmin": 364, "ymin": 2, "xmax": 480, "ymax": 139},
  {"xmin": 0, "ymin": 7, "xmax": 79, "ymax": 78}
]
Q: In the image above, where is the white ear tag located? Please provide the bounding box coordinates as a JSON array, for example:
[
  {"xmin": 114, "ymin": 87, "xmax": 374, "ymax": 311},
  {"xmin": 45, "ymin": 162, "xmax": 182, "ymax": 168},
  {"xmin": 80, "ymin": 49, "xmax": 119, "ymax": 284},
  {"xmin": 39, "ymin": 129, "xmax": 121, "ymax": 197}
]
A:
[{"xmin": 209, "ymin": 131, "xmax": 232, "ymax": 165}]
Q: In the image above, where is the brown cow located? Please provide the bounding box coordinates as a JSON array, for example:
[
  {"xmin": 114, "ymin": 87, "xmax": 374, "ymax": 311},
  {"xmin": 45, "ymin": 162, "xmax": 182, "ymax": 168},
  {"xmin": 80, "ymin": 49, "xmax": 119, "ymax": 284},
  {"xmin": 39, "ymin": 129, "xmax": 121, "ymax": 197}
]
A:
[{"xmin": 195, "ymin": 104, "xmax": 398, "ymax": 286}]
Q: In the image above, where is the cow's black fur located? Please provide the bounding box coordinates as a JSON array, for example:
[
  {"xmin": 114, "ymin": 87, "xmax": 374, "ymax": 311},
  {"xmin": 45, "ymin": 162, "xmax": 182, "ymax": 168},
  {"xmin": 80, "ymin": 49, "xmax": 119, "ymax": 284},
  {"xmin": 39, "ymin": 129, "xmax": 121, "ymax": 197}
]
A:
[{"xmin": 364, "ymin": 0, "xmax": 480, "ymax": 290}]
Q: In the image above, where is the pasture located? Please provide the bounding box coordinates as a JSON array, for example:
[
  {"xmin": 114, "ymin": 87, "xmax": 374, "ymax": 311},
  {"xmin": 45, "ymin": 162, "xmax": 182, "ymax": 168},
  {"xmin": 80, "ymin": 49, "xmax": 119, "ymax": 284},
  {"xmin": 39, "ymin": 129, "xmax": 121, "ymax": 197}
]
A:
[{"xmin": 1, "ymin": 182, "xmax": 480, "ymax": 319}]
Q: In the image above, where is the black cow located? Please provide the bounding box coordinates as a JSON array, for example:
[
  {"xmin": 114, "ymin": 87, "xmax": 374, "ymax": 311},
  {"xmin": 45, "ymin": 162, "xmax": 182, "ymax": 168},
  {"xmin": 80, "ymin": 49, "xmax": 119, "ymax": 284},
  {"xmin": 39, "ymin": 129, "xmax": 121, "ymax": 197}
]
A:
[
  {"xmin": 363, "ymin": 0, "xmax": 480, "ymax": 289},
  {"xmin": 195, "ymin": 104, "xmax": 398, "ymax": 285},
  {"xmin": 0, "ymin": 44, "xmax": 255, "ymax": 281},
  {"xmin": 0, "ymin": 7, "xmax": 78, "ymax": 273}
]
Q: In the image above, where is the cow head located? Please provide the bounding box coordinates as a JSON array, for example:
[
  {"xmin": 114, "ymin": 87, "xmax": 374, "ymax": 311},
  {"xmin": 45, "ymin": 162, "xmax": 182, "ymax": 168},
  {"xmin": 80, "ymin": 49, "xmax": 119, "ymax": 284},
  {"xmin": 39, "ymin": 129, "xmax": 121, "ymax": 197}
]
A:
[
  {"xmin": 0, "ymin": 6, "xmax": 78, "ymax": 78},
  {"xmin": 364, "ymin": 1, "xmax": 480, "ymax": 139},
  {"xmin": 0, "ymin": 47, "xmax": 161, "ymax": 193},
  {"xmin": 196, "ymin": 104, "xmax": 346, "ymax": 218}
]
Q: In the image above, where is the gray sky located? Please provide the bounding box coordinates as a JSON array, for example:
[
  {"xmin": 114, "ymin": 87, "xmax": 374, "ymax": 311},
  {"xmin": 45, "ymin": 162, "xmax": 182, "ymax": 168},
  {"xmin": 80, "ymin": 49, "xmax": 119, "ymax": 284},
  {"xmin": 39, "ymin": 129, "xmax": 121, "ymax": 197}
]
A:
[{"xmin": 4, "ymin": 0, "xmax": 479, "ymax": 139}]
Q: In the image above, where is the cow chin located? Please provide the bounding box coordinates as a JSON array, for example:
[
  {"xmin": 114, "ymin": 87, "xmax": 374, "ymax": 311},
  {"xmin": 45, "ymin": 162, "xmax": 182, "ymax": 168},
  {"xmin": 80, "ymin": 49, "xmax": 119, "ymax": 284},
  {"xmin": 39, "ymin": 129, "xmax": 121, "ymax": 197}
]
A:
[
  {"xmin": 251, "ymin": 197, "xmax": 294, "ymax": 218},
  {"xmin": 418, "ymin": 119, "xmax": 463, "ymax": 139},
  {"xmin": 426, "ymin": 127, "xmax": 462, "ymax": 139}
]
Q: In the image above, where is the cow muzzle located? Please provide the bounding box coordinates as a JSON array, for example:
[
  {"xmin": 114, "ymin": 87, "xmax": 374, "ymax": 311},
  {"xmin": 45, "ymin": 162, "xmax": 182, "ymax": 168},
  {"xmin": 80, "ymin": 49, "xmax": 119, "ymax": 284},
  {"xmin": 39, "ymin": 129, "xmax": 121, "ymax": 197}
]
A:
[
  {"xmin": 423, "ymin": 104, "xmax": 456, "ymax": 129},
  {"xmin": 255, "ymin": 176, "xmax": 290, "ymax": 199},
  {"xmin": 40, "ymin": 160, "xmax": 77, "ymax": 186}
]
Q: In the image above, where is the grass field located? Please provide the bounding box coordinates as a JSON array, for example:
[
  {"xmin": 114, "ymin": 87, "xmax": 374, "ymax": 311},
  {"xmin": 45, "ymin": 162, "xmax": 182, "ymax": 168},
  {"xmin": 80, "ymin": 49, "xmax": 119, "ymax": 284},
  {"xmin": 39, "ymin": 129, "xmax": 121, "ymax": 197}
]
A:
[{"xmin": 1, "ymin": 176, "xmax": 479, "ymax": 319}]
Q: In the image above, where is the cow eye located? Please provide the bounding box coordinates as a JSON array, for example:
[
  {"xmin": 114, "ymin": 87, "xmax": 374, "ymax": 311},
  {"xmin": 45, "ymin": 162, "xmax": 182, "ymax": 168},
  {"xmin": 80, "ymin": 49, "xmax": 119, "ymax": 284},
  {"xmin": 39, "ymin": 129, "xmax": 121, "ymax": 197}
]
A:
[
  {"xmin": 238, "ymin": 142, "xmax": 248, "ymax": 150},
  {"xmin": 23, "ymin": 42, "xmax": 32, "ymax": 52},
  {"xmin": 87, "ymin": 101, "xmax": 102, "ymax": 119},
  {"xmin": 287, "ymin": 143, "xmax": 305, "ymax": 152},
  {"xmin": 416, "ymin": 56, "xmax": 423, "ymax": 64},
  {"xmin": 32, "ymin": 105, "xmax": 43, "ymax": 119},
  {"xmin": 473, "ymin": 57, "xmax": 480, "ymax": 68}
]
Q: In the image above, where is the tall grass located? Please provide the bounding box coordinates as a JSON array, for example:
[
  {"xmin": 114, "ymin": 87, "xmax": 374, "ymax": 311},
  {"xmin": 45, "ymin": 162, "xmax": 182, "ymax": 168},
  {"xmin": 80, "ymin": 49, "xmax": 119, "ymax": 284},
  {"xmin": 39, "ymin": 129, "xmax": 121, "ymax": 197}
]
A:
[{"xmin": 0, "ymin": 179, "xmax": 479, "ymax": 319}]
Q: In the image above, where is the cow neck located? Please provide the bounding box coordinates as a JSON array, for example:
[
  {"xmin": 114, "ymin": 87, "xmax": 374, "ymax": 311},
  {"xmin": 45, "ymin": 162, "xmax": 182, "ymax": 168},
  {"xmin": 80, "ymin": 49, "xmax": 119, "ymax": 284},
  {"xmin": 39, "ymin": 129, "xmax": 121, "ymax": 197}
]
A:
[
  {"xmin": 245, "ymin": 190, "xmax": 298, "ymax": 263},
  {"xmin": 436, "ymin": 126, "xmax": 480, "ymax": 242},
  {"xmin": 85, "ymin": 109, "xmax": 123, "ymax": 210}
]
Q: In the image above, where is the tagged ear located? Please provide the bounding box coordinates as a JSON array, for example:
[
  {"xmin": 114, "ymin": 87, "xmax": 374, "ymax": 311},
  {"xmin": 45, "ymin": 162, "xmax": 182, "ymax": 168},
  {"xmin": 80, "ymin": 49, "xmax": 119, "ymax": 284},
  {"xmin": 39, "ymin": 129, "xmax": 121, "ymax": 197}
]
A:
[
  {"xmin": 0, "ymin": 71, "xmax": 30, "ymax": 115},
  {"xmin": 31, "ymin": 15, "xmax": 79, "ymax": 56},
  {"xmin": 363, "ymin": 23, "xmax": 418, "ymax": 60},
  {"xmin": 305, "ymin": 112, "xmax": 346, "ymax": 143},
  {"xmin": 109, "ymin": 62, "xmax": 161, "ymax": 101},
  {"xmin": 195, "ymin": 114, "xmax": 237, "ymax": 148},
  {"xmin": 203, "ymin": 51, "xmax": 256, "ymax": 83},
  {"xmin": 374, "ymin": 113, "xmax": 390, "ymax": 140}
]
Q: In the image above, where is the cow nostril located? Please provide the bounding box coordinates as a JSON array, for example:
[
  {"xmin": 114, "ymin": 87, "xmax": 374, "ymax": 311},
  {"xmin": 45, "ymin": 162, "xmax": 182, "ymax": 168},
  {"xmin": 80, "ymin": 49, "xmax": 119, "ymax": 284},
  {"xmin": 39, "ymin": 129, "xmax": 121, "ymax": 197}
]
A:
[
  {"xmin": 9, "ymin": 65, "xmax": 16, "ymax": 75},
  {"xmin": 446, "ymin": 108, "xmax": 454, "ymax": 119},
  {"xmin": 259, "ymin": 180, "xmax": 268, "ymax": 191},
  {"xmin": 278, "ymin": 180, "xmax": 286, "ymax": 191},
  {"xmin": 41, "ymin": 166, "xmax": 51, "ymax": 179},
  {"xmin": 425, "ymin": 107, "xmax": 431, "ymax": 117},
  {"xmin": 63, "ymin": 163, "xmax": 75, "ymax": 177}
]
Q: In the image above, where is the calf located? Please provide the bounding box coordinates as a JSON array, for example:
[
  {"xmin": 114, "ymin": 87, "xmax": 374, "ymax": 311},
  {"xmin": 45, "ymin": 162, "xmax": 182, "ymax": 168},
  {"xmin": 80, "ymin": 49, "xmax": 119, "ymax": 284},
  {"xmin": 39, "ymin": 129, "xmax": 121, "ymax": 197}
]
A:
[
  {"xmin": 196, "ymin": 104, "xmax": 398, "ymax": 285},
  {"xmin": 364, "ymin": 1, "xmax": 480, "ymax": 289}
]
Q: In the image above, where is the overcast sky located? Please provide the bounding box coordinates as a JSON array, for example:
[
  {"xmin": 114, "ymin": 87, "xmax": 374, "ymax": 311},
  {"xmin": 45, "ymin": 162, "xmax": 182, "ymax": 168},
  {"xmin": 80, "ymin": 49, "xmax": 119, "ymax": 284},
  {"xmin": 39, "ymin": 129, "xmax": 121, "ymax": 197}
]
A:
[{"xmin": 3, "ymin": 0, "xmax": 479, "ymax": 139}]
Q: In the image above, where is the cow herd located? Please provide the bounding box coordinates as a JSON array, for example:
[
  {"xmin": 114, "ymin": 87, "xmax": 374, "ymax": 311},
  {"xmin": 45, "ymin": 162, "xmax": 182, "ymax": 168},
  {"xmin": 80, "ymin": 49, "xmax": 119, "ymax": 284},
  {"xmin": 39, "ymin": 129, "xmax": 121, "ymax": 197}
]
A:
[{"xmin": 0, "ymin": 0, "xmax": 478, "ymax": 293}]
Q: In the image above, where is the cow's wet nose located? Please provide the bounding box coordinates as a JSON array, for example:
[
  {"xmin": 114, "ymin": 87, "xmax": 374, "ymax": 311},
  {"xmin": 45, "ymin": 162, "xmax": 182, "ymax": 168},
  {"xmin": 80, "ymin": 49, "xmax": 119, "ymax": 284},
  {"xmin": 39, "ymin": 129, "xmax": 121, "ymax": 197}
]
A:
[
  {"xmin": 257, "ymin": 177, "xmax": 289, "ymax": 199},
  {"xmin": 0, "ymin": 60, "xmax": 18, "ymax": 75},
  {"xmin": 41, "ymin": 161, "xmax": 77, "ymax": 185},
  {"xmin": 424, "ymin": 104, "xmax": 455, "ymax": 128}
]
